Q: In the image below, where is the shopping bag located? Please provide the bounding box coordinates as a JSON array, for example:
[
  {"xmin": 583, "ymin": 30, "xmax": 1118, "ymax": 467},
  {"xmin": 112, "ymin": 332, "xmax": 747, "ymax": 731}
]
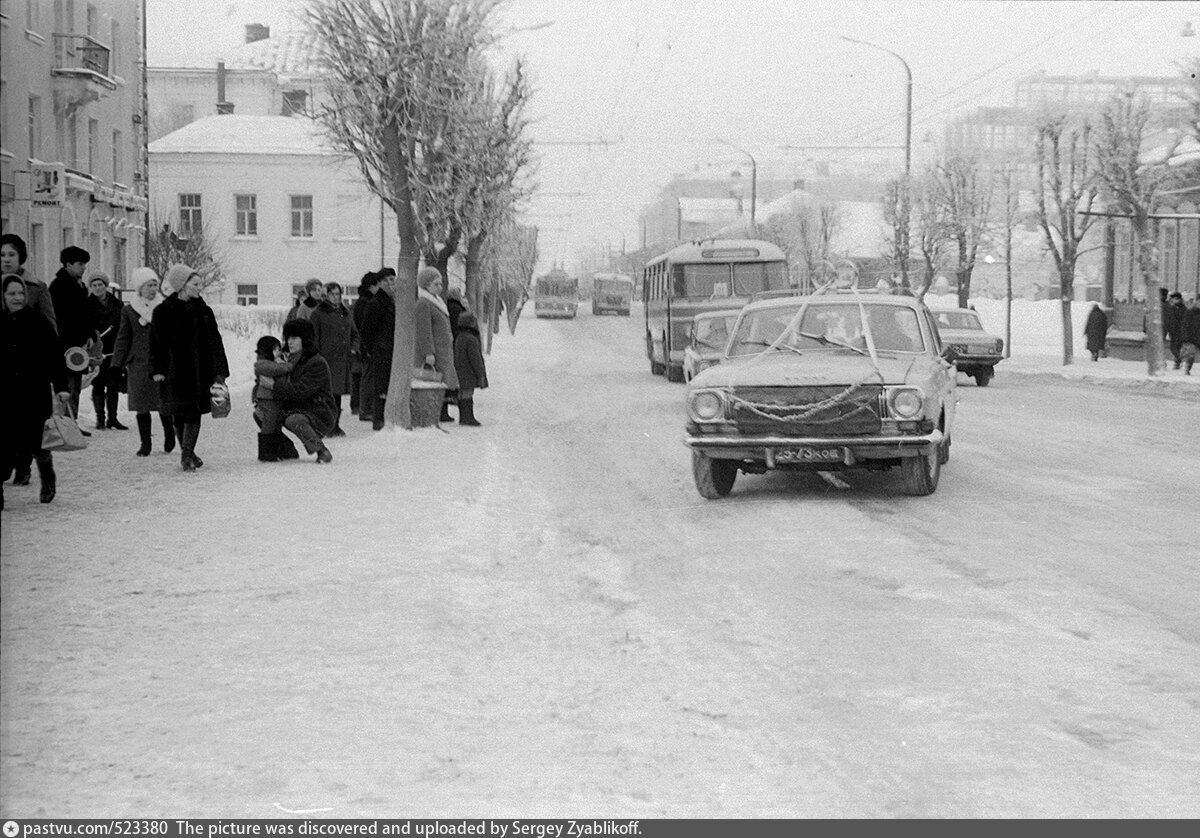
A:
[
  {"xmin": 210, "ymin": 382, "xmax": 231, "ymax": 419},
  {"xmin": 42, "ymin": 403, "xmax": 87, "ymax": 452},
  {"xmin": 411, "ymin": 362, "xmax": 444, "ymax": 383}
]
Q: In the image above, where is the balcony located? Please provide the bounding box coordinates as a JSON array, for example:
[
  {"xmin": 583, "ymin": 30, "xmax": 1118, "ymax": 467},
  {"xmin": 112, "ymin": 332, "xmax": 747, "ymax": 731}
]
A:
[{"xmin": 52, "ymin": 33, "xmax": 117, "ymax": 98}]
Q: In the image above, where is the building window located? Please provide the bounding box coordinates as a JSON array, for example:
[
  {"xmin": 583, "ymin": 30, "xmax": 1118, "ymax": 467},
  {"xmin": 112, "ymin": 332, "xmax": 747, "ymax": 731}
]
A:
[
  {"xmin": 236, "ymin": 284, "xmax": 259, "ymax": 306},
  {"xmin": 291, "ymin": 283, "xmax": 306, "ymax": 302},
  {"xmin": 335, "ymin": 194, "xmax": 362, "ymax": 239},
  {"xmin": 88, "ymin": 118, "xmax": 99, "ymax": 173},
  {"xmin": 282, "ymin": 90, "xmax": 308, "ymax": 116},
  {"xmin": 67, "ymin": 112, "xmax": 78, "ymax": 169},
  {"xmin": 63, "ymin": 226, "xmax": 74, "ymax": 246},
  {"xmin": 290, "ymin": 195, "xmax": 313, "ymax": 238},
  {"xmin": 112, "ymin": 129, "xmax": 122, "ymax": 182},
  {"xmin": 235, "ymin": 194, "xmax": 258, "ymax": 236},
  {"xmin": 28, "ymin": 95, "xmax": 43, "ymax": 160},
  {"xmin": 178, "ymin": 193, "xmax": 202, "ymax": 237}
]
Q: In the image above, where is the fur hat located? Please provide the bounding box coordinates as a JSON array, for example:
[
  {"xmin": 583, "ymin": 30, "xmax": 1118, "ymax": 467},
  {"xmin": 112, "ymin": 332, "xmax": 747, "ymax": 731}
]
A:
[
  {"xmin": 87, "ymin": 271, "xmax": 111, "ymax": 287},
  {"xmin": 282, "ymin": 317, "xmax": 316, "ymax": 349},
  {"xmin": 164, "ymin": 263, "xmax": 195, "ymax": 294},
  {"xmin": 131, "ymin": 267, "xmax": 160, "ymax": 293},
  {"xmin": 457, "ymin": 311, "xmax": 478, "ymax": 330}
]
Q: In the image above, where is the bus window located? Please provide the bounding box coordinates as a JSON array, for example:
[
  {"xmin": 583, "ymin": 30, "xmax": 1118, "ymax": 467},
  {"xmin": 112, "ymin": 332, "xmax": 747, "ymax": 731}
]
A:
[
  {"xmin": 679, "ymin": 264, "xmax": 731, "ymax": 297},
  {"xmin": 733, "ymin": 261, "xmax": 788, "ymax": 295}
]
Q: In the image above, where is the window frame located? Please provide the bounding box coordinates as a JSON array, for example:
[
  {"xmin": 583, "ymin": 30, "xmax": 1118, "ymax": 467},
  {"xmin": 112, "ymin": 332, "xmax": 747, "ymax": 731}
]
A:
[
  {"xmin": 235, "ymin": 194, "xmax": 258, "ymax": 237},
  {"xmin": 290, "ymin": 194, "xmax": 314, "ymax": 239},
  {"xmin": 178, "ymin": 193, "xmax": 202, "ymax": 238}
]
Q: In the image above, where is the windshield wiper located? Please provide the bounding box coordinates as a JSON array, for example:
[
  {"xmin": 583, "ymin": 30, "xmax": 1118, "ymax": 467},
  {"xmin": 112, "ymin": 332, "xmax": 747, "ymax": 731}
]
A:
[
  {"xmin": 795, "ymin": 330, "xmax": 869, "ymax": 357},
  {"xmin": 736, "ymin": 339, "xmax": 804, "ymax": 356}
]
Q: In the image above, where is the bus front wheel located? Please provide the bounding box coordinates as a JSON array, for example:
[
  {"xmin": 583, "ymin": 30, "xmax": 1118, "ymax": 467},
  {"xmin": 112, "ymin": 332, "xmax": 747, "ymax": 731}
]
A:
[{"xmin": 648, "ymin": 334, "xmax": 665, "ymax": 375}]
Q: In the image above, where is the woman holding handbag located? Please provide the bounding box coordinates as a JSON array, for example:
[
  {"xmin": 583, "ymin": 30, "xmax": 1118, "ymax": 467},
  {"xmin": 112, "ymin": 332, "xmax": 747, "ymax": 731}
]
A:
[
  {"xmin": 112, "ymin": 267, "xmax": 176, "ymax": 456},
  {"xmin": 1, "ymin": 274, "xmax": 72, "ymax": 507}
]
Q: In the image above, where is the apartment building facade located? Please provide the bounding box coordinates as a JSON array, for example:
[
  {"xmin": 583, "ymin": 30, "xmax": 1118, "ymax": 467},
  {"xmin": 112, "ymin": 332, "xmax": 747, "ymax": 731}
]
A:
[{"xmin": 0, "ymin": 0, "xmax": 149, "ymax": 288}]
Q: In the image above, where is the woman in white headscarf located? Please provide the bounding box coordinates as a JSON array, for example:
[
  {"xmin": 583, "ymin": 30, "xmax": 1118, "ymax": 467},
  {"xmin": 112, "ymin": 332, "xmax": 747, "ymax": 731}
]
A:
[{"xmin": 112, "ymin": 267, "xmax": 175, "ymax": 456}]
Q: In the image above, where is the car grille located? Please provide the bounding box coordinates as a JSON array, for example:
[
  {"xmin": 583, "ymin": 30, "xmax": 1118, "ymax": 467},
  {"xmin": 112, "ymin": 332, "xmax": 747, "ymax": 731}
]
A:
[{"xmin": 729, "ymin": 385, "xmax": 884, "ymax": 435}]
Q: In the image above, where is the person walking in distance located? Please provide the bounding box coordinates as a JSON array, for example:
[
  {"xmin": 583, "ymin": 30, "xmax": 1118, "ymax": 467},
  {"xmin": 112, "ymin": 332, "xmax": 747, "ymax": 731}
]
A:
[
  {"xmin": 1180, "ymin": 296, "xmax": 1200, "ymax": 376},
  {"xmin": 1, "ymin": 274, "xmax": 72, "ymax": 507},
  {"xmin": 1165, "ymin": 291, "xmax": 1185, "ymax": 370},
  {"xmin": 150, "ymin": 264, "xmax": 229, "ymax": 472},
  {"xmin": 1083, "ymin": 303, "xmax": 1108, "ymax": 362},
  {"xmin": 86, "ymin": 272, "xmax": 127, "ymax": 429},
  {"xmin": 112, "ymin": 268, "xmax": 176, "ymax": 456}
]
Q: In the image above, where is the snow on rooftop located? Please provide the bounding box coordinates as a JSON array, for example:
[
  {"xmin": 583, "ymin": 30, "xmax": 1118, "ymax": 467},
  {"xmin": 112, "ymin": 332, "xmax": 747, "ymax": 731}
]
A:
[
  {"xmin": 220, "ymin": 31, "xmax": 322, "ymax": 78},
  {"xmin": 149, "ymin": 115, "xmax": 338, "ymax": 157}
]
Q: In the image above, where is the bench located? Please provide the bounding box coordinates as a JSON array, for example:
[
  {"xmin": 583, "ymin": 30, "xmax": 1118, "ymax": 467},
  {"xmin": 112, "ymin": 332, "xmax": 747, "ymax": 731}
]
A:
[{"xmin": 1107, "ymin": 302, "xmax": 1145, "ymax": 361}]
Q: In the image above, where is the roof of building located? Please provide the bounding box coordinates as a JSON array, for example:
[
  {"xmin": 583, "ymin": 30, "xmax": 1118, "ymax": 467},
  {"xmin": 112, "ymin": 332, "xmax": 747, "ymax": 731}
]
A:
[
  {"xmin": 220, "ymin": 31, "xmax": 323, "ymax": 78},
  {"xmin": 149, "ymin": 114, "xmax": 338, "ymax": 156}
]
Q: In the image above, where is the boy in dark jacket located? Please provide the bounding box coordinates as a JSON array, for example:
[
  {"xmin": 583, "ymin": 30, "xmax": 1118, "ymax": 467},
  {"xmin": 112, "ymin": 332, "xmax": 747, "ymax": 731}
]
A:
[
  {"xmin": 252, "ymin": 335, "xmax": 299, "ymax": 461},
  {"xmin": 453, "ymin": 311, "xmax": 488, "ymax": 426}
]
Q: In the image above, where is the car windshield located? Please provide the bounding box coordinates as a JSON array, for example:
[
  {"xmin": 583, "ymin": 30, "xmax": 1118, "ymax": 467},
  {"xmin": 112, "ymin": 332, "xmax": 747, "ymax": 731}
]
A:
[
  {"xmin": 694, "ymin": 315, "xmax": 737, "ymax": 349},
  {"xmin": 729, "ymin": 302, "xmax": 926, "ymax": 357},
  {"xmin": 934, "ymin": 311, "xmax": 982, "ymax": 331}
]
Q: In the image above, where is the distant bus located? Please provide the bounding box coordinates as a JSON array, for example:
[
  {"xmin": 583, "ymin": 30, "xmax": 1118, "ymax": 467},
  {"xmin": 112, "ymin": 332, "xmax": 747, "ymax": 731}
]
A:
[
  {"xmin": 643, "ymin": 238, "xmax": 790, "ymax": 381},
  {"xmin": 534, "ymin": 269, "xmax": 579, "ymax": 319},
  {"xmin": 591, "ymin": 273, "xmax": 634, "ymax": 316}
]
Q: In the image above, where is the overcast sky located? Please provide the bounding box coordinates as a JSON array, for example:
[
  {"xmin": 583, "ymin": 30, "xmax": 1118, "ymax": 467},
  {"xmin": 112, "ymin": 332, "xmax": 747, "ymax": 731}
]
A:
[{"xmin": 148, "ymin": 0, "xmax": 1199, "ymax": 271}]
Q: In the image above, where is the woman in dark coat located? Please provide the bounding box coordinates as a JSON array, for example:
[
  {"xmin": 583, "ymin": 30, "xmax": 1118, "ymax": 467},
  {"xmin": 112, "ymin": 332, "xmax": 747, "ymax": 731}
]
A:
[
  {"xmin": 150, "ymin": 264, "xmax": 230, "ymax": 472},
  {"xmin": 359, "ymin": 271, "xmax": 396, "ymax": 430},
  {"xmin": 453, "ymin": 311, "xmax": 488, "ymax": 426},
  {"xmin": 1, "ymin": 274, "xmax": 71, "ymax": 506},
  {"xmin": 112, "ymin": 268, "xmax": 175, "ymax": 456},
  {"xmin": 350, "ymin": 271, "xmax": 379, "ymax": 420},
  {"xmin": 310, "ymin": 281, "xmax": 358, "ymax": 436},
  {"xmin": 260, "ymin": 318, "xmax": 335, "ymax": 463},
  {"xmin": 1083, "ymin": 304, "xmax": 1108, "ymax": 362}
]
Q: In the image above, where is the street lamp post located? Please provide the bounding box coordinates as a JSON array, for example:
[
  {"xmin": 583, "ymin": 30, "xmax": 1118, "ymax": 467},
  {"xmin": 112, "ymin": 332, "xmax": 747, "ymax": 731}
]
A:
[
  {"xmin": 840, "ymin": 35, "xmax": 912, "ymax": 178},
  {"xmin": 717, "ymin": 138, "xmax": 757, "ymax": 233}
]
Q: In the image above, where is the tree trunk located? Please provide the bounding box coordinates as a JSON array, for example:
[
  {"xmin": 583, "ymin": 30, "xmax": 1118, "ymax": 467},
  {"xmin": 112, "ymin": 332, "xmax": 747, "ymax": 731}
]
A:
[
  {"xmin": 1134, "ymin": 217, "xmax": 1165, "ymax": 375},
  {"xmin": 464, "ymin": 232, "xmax": 486, "ymax": 314},
  {"xmin": 384, "ymin": 157, "xmax": 417, "ymax": 430},
  {"xmin": 1059, "ymin": 262, "xmax": 1074, "ymax": 366}
]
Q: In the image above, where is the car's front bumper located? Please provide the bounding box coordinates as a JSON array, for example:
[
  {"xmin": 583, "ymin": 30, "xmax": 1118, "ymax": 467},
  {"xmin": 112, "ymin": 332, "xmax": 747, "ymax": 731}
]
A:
[{"xmin": 684, "ymin": 429, "xmax": 943, "ymax": 466}]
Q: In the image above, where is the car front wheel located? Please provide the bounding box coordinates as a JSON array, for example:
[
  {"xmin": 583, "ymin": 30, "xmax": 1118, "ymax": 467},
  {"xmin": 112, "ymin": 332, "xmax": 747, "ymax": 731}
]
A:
[
  {"xmin": 693, "ymin": 451, "xmax": 737, "ymax": 498},
  {"xmin": 901, "ymin": 446, "xmax": 941, "ymax": 496}
]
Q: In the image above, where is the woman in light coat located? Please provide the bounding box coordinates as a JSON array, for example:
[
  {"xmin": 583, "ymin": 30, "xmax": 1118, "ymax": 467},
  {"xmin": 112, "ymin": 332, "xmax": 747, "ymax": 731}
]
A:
[
  {"xmin": 112, "ymin": 268, "xmax": 176, "ymax": 456},
  {"xmin": 414, "ymin": 266, "xmax": 459, "ymax": 422}
]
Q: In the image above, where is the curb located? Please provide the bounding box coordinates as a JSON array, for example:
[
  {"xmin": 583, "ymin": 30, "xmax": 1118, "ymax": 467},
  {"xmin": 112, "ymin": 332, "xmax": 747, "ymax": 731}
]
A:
[{"xmin": 1003, "ymin": 366, "xmax": 1200, "ymax": 399}]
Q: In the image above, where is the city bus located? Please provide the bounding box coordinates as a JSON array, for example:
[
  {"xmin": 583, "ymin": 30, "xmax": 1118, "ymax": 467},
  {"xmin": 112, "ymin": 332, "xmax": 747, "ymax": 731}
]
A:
[
  {"xmin": 534, "ymin": 269, "xmax": 579, "ymax": 319},
  {"xmin": 591, "ymin": 273, "xmax": 634, "ymax": 316},
  {"xmin": 643, "ymin": 238, "xmax": 790, "ymax": 381}
]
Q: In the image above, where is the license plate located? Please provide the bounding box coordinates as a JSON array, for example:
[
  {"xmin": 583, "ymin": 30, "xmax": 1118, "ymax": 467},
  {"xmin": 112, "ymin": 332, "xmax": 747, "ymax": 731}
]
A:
[{"xmin": 775, "ymin": 446, "xmax": 844, "ymax": 464}]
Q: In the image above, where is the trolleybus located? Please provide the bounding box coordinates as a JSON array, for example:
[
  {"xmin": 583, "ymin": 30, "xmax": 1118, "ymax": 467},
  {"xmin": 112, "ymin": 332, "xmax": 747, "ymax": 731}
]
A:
[
  {"xmin": 591, "ymin": 273, "xmax": 634, "ymax": 316},
  {"xmin": 534, "ymin": 269, "xmax": 579, "ymax": 319}
]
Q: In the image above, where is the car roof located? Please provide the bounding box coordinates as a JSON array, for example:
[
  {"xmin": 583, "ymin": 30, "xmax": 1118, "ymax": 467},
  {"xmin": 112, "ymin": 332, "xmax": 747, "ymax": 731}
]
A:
[
  {"xmin": 740, "ymin": 293, "xmax": 924, "ymax": 315},
  {"xmin": 930, "ymin": 307, "xmax": 980, "ymax": 314},
  {"xmin": 692, "ymin": 309, "xmax": 742, "ymax": 321}
]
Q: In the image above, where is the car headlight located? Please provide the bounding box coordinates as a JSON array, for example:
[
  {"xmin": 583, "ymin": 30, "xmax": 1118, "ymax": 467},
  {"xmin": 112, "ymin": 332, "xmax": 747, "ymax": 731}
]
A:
[
  {"xmin": 689, "ymin": 390, "xmax": 725, "ymax": 422},
  {"xmin": 888, "ymin": 388, "xmax": 924, "ymax": 419}
]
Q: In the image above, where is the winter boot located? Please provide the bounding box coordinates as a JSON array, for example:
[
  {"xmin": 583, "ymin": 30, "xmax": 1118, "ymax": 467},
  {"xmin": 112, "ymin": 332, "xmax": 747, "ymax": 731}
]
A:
[
  {"xmin": 316, "ymin": 444, "xmax": 333, "ymax": 464},
  {"xmin": 162, "ymin": 415, "xmax": 176, "ymax": 453},
  {"xmin": 93, "ymin": 391, "xmax": 107, "ymax": 429},
  {"xmin": 458, "ymin": 398, "xmax": 481, "ymax": 426},
  {"xmin": 330, "ymin": 409, "xmax": 346, "ymax": 437},
  {"xmin": 179, "ymin": 422, "xmax": 201, "ymax": 471},
  {"xmin": 258, "ymin": 433, "xmax": 281, "ymax": 462},
  {"xmin": 439, "ymin": 398, "xmax": 454, "ymax": 423},
  {"xmin": 13, "ymin": 465, "xmax": 31, "ymax": 486},
  {"xmin": 275, "ymin": 433, "xmax": 300, "ymax": 459},
  {"xmin": 35, "ymin": 451, "xmax": 56, "ymax": 503},
  {"xmin": 136, "ymin": 413, "xmax": 153, "ymax": 456},
  {"xmin": 372, "ymin": 395, "xmax": 386, "ymax": 431},
  {"xmin": 106, "ymin": 389, "xmax": 128, "ymax": 429}
]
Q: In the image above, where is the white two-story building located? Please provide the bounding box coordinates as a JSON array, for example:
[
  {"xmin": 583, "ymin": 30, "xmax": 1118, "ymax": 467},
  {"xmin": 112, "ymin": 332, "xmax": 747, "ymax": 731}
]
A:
[{"xmin": 149, "ymin": 114, "xmax": 397, "ymax": 306}]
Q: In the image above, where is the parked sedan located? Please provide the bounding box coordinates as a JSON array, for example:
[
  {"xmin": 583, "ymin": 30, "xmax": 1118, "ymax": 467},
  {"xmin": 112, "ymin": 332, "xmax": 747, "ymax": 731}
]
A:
[
  {"xmin": 931, "ymin": 308, "xmax": 1004, "ymax": 386},
  {"xmin": 682, "ymin": 309, "xmax": 740, "ymax": 383},
  {"xmin": 684, "ymin": 294, "xmax": 957, "ymax": 498}
]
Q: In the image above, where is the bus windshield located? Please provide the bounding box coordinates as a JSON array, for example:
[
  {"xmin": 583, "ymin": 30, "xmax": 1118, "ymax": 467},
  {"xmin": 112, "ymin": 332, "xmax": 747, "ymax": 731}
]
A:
[
  {"xmin": 674, "ymin": 260, "xmax": 788, "ymax": 298},
  {"xmin": 537, "ymin": 278, "xmax": 577, "ymax": 297},
  {"xmin": 595, "ymin": 277, "xmax": 631, "ymax": 296}
]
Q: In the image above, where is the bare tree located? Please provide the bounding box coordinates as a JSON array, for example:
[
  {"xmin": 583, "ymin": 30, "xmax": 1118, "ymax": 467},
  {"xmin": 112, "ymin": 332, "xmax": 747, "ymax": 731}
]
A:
[
  {"xmin": 931, "ymin": 153, "xmax": 994, "ymax": 308},
  {"xmin": 881, "ymin": 178, "xmax": 912, "ymax": 290},
  {"xmin": 145, "ymin": 211, "xmax": 229, "ymax": 295},
  {"xmin": 480, "ymin": 218, "xmax": 537, "ymax": 352},
  {"xmin": 1033, "ymin": 114, "xmax": 1100, "ymax": 365},
  {"xmin": 759, "ymin": 196, "xmax": 840, "ymax": 292},
  {"xmin": 1095, "ymin": 91, "xmax": 1172, "ymax": 375},
  {"xmin": 995, "ymin": 161, "xmax": 1024, "ymax": 359},
  {"xmin": 909, "ymin": 169, "xmax": 950, "ymax": 300},
  {"xmin": 302, "ymin": 0, "xmax": 506, "ymax": 429}
]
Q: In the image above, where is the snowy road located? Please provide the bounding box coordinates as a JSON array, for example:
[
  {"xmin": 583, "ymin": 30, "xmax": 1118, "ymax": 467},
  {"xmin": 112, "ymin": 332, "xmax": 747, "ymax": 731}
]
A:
[{"xmin": 2, "ymin": 303, "xmax": 1198, "ymax": 817}]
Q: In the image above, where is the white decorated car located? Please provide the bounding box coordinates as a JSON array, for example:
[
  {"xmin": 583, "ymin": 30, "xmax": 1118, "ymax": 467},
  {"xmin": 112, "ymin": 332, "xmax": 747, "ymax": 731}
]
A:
[{"xmin": 684, "ymin": 293, "xmax": 957, "ymax": 498}]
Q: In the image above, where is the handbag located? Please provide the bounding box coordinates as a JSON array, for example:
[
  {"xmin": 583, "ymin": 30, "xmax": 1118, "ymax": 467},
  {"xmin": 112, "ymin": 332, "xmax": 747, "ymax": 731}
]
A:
[
  {"xmin": 412, "ymin": 361, "xmax": 444, "ymax": 383},
  {"xmin": 42, "ymin": 402, "xmax": 87, "ymax": 452},
  {"xmin": 210, "ymin": 382, "xmax": 231, "ymax": 419}
]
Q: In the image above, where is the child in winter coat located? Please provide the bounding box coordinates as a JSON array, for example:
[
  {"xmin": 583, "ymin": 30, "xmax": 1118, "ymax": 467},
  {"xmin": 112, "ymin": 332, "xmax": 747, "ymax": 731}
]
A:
[
  {"xmin": 253, "ymin": 335, "xmax": 299, "ymax": 460},
  {"xmin": 453, "ymin": 312, "xmax": 488, "ymax": 426}
]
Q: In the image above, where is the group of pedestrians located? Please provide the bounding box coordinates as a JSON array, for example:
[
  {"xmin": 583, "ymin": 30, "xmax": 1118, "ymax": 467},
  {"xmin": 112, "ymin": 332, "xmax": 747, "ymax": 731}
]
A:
[
  {"xmin": 1162, "ymin": 288, "xmax": 1200, "ymax": 374},
  {"xmin": 2, "ymin": 232, "xmax": 231, "ymax": 508}
]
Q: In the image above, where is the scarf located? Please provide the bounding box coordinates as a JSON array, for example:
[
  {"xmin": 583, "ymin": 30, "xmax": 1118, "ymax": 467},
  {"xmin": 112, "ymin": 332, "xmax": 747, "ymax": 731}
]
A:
[
  {"xmin": 130, "ymin": 293, "xmax": 162, "ymax": 326},
  {"xmin": 419, "ymin": 286, "xmax": 449, "ymax": 317}
]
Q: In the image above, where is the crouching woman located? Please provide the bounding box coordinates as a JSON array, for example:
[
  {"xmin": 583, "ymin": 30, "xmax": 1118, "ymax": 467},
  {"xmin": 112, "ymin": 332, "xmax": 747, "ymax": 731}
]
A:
[{"xmin": 258, "ymin": 319, "xmax": 336, "ymax": 464}]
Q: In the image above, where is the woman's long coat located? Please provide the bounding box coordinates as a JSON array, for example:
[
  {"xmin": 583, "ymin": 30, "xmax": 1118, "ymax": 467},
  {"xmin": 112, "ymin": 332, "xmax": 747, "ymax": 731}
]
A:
[
  {"xmin": 1, "ymin": 306, "xmax": 68, "ymax": 460},
  {"xmin": 272, "ymin": 348, "xmax": 337, "ymax": 437},
  {"xmin": 360, "ymin": 289, "xmax": 395, "ymax": 402},
  {"xmin": 1083, "ymin": 306, "xmax": 1108, "ymax": 354},
  {"xmin": 310, "ymin": 300, "xmax": 357, "ymax": 397},
  {"xmin": 414, "ymin": 294, "xmax": 459, "ymax": 390},
  {"xmin": 453, "ymin": 317, "xmax": 489, "ymax": 391},
  {"xmin": 112, "ymin": 304, "xmax": 161, "ymax": 412},
  {"xmin": 150, "ymin": 294, "xmax": 230, "ymax": 417}
]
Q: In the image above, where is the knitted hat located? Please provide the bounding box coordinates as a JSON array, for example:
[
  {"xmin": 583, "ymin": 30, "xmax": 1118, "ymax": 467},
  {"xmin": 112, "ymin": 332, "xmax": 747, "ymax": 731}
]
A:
[
  {"xmin": 164, "ymin": 263, "xmax": 195, "ymax": 294},
  {"xmin": 131, "ymin": 267, "xmax": 160, "ymax": 293}
]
